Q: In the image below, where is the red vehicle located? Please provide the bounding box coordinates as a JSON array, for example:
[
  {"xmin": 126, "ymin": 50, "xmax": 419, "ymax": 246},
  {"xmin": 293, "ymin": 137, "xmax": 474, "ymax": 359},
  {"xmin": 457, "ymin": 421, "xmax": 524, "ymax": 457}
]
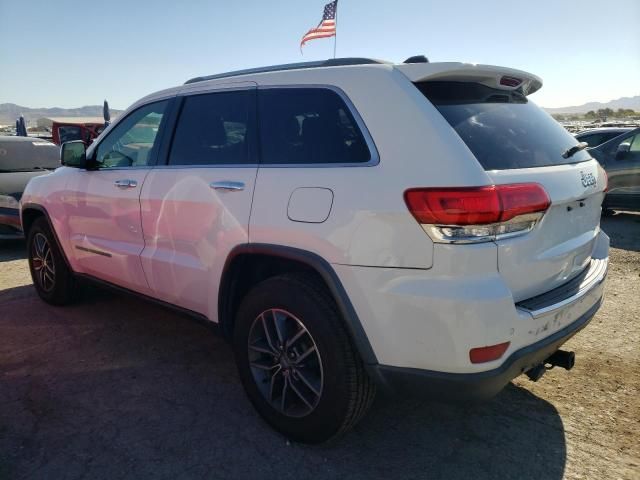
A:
[
  {"xmin": 51, "ymin": 119, "xmax": 106, "ymax": 146},
  {"xmin": 50, "ymin": 100, "xmax": 112, "ymax": 145}
]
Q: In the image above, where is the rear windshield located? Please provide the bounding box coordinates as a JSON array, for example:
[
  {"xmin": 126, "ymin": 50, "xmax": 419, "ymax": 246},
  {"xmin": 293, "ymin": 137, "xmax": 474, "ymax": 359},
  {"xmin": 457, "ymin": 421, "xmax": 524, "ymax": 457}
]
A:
[{"xmin": 415, "ymin": 81, "xmax": 591, "ymax": 170}]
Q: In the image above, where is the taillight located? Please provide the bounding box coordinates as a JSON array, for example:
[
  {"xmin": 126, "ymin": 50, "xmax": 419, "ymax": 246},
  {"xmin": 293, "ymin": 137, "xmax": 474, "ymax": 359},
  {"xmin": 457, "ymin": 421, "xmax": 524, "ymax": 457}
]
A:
[{"xmin": 404, "ymin": 183, "xmax": 550, "ymax": 243}]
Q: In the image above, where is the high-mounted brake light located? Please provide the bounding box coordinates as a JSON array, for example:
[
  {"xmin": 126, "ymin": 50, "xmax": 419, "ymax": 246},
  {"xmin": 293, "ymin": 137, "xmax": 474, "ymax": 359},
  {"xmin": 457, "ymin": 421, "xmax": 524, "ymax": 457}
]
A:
[
  {"xmin": 404, "ymin": 183, "xmax": 550, "ymax": 244},
  {"xmin": 500, "ymin": 76, "xmax": 522, "ymax": 87}
]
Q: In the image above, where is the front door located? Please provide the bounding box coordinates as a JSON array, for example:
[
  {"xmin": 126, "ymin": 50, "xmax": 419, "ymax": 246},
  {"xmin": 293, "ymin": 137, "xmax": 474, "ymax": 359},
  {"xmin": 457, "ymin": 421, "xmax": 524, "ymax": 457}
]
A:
[
  {"xmin": 64, "ymin": 100, "xmax": 170, "ymax": 294},
  {"xmin": 140, "ymin": 87, "xmax": 258, "ymax": 319}
]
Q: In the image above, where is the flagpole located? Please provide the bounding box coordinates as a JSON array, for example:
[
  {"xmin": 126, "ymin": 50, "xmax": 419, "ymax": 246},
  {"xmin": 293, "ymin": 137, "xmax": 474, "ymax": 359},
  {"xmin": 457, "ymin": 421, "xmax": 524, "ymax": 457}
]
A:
[{"xmin": 333, "ymin": 0, "xmax": 338, "ymax": 58}]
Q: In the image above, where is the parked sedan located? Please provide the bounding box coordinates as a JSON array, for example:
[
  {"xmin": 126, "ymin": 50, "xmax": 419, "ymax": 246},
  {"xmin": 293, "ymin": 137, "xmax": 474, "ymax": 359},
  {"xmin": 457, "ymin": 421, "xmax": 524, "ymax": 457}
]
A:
[
  {"xmin": 588, "ymin": 127, "xmax": 640, "ymax": 213},
  {"xmin": 576, "ymin": 127, "xmax": 634, "ymax": 148},
  {"xmin": 0, "ymin": 137, "xmax": 59, "ymax": 238}
]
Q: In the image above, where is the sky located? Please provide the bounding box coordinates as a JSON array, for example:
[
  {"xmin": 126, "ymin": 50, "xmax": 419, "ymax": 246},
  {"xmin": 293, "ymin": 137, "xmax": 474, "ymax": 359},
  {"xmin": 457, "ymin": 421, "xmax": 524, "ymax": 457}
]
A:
[{"xmin": 0, "ymin": 0, "xmax": 638, "ymax": 110}]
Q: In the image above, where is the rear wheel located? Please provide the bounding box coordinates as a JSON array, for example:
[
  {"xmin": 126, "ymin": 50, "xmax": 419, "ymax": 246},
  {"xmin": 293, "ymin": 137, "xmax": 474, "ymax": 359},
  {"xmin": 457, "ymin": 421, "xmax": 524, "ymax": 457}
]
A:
[
  {"xmin": 27, "ymin": 217, "xmax": 75, "ymax": 305},
  {"xmin": 233, "ymin": 273, "xmax": 375, "ymax": 443}
]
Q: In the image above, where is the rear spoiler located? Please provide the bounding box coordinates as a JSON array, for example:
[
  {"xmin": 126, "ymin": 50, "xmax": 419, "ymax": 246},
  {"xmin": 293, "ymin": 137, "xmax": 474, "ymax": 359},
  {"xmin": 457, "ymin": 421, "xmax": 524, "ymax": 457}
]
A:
[{"xmin": 395, "ymin": 62, "xmax": 543, "ymax": 96}]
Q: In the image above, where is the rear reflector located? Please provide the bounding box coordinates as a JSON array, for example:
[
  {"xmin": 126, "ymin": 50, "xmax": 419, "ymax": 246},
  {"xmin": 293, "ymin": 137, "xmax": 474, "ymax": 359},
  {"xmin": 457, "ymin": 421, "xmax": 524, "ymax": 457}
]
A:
[
  {"xmin": 469, "ymin": 342, "xmax": 510, "ymax": 364},
  {"xmin": 404, "ymin": 183, "xmax": 550, "ymax": 243}
]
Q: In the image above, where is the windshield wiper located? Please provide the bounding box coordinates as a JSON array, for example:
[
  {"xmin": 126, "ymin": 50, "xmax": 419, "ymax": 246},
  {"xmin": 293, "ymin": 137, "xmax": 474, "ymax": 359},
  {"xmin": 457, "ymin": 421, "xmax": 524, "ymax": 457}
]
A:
[{"xmin": 562, "ymin": 142, "xmax": 588, "ymax": 159}]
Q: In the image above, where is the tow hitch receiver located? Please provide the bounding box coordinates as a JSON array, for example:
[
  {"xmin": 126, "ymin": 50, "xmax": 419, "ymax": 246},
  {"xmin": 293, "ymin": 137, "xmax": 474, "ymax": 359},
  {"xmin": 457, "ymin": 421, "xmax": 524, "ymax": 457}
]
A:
[
  {"xmin": 526, "ymin": 350, "xmax": 576, "ymax": 382},
  {"xmin": 545, "ymin": 350, "xmax": 575, "ymax": 370}
]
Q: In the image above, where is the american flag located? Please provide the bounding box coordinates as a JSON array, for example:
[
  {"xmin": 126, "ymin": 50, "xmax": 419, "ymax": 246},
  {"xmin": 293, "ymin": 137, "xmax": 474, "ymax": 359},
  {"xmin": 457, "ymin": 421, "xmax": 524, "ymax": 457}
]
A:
[{"xmin": 300, "ymin": 0, "xmax": 338, "ymax": 49}]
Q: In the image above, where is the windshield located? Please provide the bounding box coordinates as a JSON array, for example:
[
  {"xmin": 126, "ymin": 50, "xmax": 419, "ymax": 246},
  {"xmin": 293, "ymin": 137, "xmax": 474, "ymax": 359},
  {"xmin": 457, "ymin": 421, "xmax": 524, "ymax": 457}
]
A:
[{"xmin": 415, "ymin": 81, "xmax": 592, "ymax": 170}]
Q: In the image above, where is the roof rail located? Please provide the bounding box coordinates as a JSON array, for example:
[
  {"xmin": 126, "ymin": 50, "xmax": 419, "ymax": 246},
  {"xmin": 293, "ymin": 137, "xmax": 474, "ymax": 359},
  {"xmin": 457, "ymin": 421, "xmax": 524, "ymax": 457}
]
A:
[{"xmin": 184, "ymin": 57, "xmax": 389, "ymax": 85}]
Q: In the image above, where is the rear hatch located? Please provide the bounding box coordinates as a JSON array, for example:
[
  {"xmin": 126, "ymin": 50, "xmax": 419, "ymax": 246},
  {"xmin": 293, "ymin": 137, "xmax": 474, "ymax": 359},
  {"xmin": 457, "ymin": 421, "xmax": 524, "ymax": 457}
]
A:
[{"xmin": 405, "ymin": 66, "xmax": 605, "ymax": 302}]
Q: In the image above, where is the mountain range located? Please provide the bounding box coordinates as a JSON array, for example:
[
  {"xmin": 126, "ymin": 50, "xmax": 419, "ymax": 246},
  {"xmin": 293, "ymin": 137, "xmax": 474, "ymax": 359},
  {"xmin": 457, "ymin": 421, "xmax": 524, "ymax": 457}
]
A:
[
  {"xmin": 2, "ymin": 95, "xmax": 639, "ymax": 125},
  {"xmin": 0, "ymin": 103, "xmax": 123, "ymax": 125},
  {"xmin": 543, "ymin": 95, "xmax": 640, "ymax": 114}
]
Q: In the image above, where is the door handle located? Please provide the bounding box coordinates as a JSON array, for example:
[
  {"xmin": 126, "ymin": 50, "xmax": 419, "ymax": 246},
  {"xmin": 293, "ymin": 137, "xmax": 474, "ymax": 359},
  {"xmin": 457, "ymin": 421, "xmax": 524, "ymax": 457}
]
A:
[
  {"xmin": 114, "ymin": 179, "xmax": 138, "ymax": 189},
  {"xmin": 210, "ymin": 181, "xmax": 245, "ymax": 192}
]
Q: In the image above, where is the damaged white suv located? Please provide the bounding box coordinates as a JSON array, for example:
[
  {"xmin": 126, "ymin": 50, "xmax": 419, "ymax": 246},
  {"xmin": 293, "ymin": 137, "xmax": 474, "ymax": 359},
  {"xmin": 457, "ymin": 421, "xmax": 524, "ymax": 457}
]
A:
[{"xmin": 21, "ymin": 57, "xmax": 608, "ymax": 443}]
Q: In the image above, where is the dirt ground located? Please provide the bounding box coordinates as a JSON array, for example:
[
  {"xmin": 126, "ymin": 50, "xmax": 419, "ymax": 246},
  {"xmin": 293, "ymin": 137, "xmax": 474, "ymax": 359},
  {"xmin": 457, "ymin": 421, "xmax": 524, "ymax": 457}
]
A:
[{"xmin": 0, "ymin": 213, "xmax": 638, "ymax": 480}]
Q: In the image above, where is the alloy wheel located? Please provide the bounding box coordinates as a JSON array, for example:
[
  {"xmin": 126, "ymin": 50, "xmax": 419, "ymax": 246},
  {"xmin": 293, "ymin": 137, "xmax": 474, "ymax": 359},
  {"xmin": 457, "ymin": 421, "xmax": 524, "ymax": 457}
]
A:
[
  {"xmin": 31, "ymin": 233, "xmax": 56, "ymax": 292},
  {"xmin": 247, "ymin": 308, "xmax": 324, "ymax": 418}
]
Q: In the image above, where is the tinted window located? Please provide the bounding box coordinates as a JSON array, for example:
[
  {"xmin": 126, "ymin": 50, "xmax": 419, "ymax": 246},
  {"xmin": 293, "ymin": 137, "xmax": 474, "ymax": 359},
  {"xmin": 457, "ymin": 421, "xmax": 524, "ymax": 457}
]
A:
[
  {"xmin": 601, "ymin": 132, "xmax": 625, "ymax": 144},
  {"xmin": 169, "ymin": 90, "xmax": 254, "ymax": 166},
  {"xmin": 258, "ymin": 88, "xmax": 371, "ymax": 164},
  {"xmin": 95, "ymin": 101, "xmax": 167, "ymax": 168},
  {"xmin": 578, "ymin": 131, "xmax": 625, "ymax": 147},
  {"xmin": 416, "ymin": 81, "xmax": 591, "ymax": 170},
  {"xmin": 626, "ymin": 133, "xmax": 640, "ymax": 152},
  {"xmin": 576, "ymin": 133, "xmax": 603, "ymax": 147},
  {"xmin": 59, "ymin": 126, "xmax": 82, "ymax": 144}
]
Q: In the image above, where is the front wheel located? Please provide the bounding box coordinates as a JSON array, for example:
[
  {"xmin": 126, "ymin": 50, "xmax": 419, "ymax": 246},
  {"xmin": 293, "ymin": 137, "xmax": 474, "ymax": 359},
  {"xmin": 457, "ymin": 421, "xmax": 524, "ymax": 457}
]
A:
[
  {"xmin": 27, "ymin": 217, "xmax": 76, "ymax": 305},
  {"xmin": 233, "ymin": 273, "xmax": 375, "ymax": 443}
]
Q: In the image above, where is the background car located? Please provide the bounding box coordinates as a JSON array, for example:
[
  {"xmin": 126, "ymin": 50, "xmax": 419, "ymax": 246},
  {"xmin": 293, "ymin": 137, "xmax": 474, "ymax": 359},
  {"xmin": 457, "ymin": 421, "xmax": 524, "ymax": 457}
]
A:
[
  {"xmin": 588, "ymin": 127, "xmax": 640, "ymax": 213},
  {"xmin": 575, "ymin": 127, "xmax": 634, "ymax": 147},
  {"xmin": 0, "ymin": 136, "xmax": 59, "ymax": 238}
]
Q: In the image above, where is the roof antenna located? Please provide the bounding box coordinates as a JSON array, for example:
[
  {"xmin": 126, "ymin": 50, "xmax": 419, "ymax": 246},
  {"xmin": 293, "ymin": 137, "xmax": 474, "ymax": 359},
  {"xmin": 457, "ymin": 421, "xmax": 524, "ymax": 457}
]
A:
[{"xmin": 403, "ymin": 55, "xmax": 429, "ymax": 64}]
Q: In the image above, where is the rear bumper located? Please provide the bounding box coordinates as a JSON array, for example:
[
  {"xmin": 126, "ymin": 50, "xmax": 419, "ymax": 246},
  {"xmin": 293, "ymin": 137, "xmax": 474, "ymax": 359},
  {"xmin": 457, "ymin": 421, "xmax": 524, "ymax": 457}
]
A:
[
  {"xmin": 368, "ymin": 299, "xmax": 601, "ymax": 401},
  {"xmin": 335, "ymin": 231, "xmax": 608, "ymax": 398}
]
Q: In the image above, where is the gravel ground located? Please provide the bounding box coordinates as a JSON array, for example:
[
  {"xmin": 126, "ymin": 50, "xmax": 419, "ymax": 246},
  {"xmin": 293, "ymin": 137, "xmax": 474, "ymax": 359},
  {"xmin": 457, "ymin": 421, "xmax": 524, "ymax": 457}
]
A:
[{"xmin": 0, "ymin": 213, "xmax": 638, "ymax": 480}]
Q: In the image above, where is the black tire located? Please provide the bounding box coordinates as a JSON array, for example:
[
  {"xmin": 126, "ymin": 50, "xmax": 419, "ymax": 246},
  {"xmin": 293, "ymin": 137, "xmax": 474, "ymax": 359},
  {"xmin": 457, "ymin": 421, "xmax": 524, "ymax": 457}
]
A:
[
  {"xmin": 27, "ymin": 216, "xmax": 76, "ymax": 305},
  {"xmin": 233, "ymin": 272, "xmax": 375, "ymax": 443}
]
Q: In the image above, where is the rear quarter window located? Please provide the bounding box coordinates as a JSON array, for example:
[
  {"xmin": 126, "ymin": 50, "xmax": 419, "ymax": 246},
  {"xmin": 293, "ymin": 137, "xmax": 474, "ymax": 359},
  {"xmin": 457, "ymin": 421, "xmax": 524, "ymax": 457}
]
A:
[
  {"xmin": 258, "ymin": 88, "xmax": 371, "ymax": 165},
  {"xmin": 416, "ymin": 81, "xmax": 591, "ymax": 170}
]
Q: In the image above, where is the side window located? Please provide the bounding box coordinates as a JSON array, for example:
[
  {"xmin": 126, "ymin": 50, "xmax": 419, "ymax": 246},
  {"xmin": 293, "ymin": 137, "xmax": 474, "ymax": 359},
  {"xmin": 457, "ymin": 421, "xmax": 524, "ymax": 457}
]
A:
[
  {"xmin": 95, "ymin": 100, "xmax": 168, "ymax": 168},
  {"xmin": 616, "ymin": 133, "xmax": 640, "ymax": 156},
  {"xmin": 582, "ymin": 133, "xmax": 607, "ymax": 147},
  {"xmin": 168, "ymin": 90, "xmax": 254, "ymax": 166},
  {"xmin": 258, "ymin": 88, "xmax": 371, "ymax": 165},
  {"xmin": 629, "ymin": 133, "xmax": 640, "ymax": 152}
]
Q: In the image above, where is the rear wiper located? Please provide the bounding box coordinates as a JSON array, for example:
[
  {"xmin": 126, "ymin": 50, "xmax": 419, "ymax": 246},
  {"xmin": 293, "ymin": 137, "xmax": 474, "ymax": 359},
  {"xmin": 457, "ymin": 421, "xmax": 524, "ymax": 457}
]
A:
[{"xmin": 562, "ymin": 142, "xmax": 588, "ymax": 159}]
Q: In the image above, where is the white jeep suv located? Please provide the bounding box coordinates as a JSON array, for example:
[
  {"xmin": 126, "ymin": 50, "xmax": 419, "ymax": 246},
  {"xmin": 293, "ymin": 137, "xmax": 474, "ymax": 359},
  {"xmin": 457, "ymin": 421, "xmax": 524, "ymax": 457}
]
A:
[{"xmin": 21, "ymin": 57, "xmax": 609, "ymax": 443}]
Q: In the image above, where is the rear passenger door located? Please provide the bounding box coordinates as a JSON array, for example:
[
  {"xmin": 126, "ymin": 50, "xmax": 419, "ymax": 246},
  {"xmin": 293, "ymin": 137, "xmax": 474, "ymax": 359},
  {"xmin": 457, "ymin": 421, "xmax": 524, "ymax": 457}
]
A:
[
  {"xmin": 139, "ymin": 85, "xmax": 258, "ymax": 318},
  {"xmin": 249, "ymin": 86, "xmax": 405, "ymax": 266}
]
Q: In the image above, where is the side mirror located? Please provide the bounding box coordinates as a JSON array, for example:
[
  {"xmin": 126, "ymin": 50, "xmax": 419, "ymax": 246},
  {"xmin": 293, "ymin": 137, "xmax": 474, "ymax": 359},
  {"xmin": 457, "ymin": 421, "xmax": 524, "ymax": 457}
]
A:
[
  {"xmin": 615, "ymin": 142, "xmax": 631, "ymax": 160},
  {"xmin": 61, "ymin": 140, "xmax": 87, "ymax": 168}
]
